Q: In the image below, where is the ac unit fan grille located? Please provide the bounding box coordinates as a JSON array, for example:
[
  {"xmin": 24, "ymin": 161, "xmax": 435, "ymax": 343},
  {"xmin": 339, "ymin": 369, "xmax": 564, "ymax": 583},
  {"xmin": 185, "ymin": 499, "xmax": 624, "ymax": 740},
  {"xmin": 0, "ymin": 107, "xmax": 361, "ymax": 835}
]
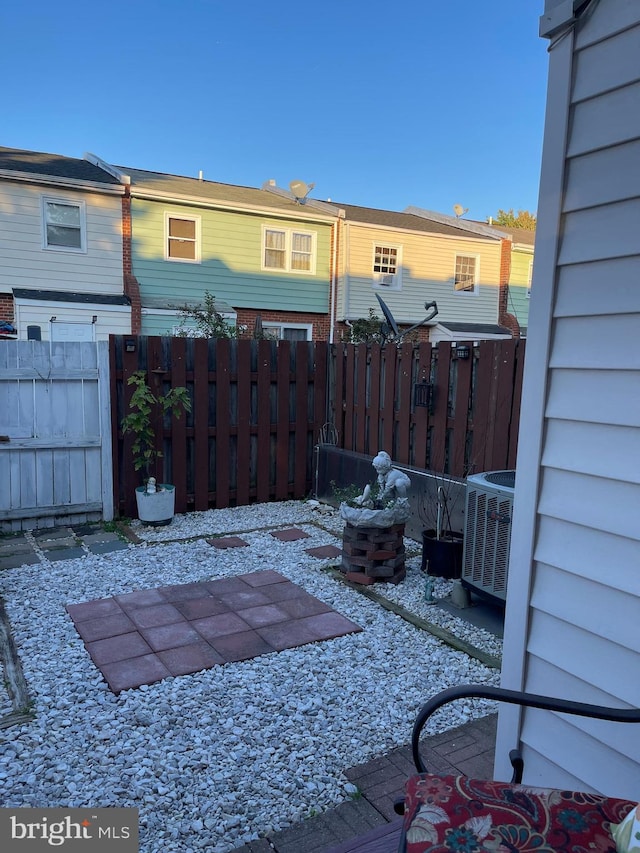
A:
[{"xmin": 463, "ymin": 484, "xmax": 513, "ymax": 602}]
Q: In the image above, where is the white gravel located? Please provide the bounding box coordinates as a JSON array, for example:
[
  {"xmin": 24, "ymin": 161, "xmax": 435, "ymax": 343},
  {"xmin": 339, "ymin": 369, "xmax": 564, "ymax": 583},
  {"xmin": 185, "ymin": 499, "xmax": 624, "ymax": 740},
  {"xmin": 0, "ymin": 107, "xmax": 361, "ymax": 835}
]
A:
[{"xmin": 0, "ymin": 500, "xmax": 501, "ymax": 853}]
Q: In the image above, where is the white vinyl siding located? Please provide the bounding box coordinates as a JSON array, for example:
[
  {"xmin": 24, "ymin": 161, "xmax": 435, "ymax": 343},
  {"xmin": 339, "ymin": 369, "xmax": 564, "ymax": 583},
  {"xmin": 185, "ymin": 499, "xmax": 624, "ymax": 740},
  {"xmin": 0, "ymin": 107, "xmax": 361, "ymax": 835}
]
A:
[
  {"xmin": 166, "ymin": 213, "xmax": 200, "ymax": 263},
  {"xmin": 0, "ymin": 183, "xmax": 123, "ymax": 296},
  {"xmin": 42, "ymin": 196, "xmax": 86, "ymax": 252},
  {"xmin": 497, "ymin": 0, "xmax": 640, "ymax": 801},
  {"xmin": 262, "ymin": 226, "xmax": 316, "ymax": 274}
]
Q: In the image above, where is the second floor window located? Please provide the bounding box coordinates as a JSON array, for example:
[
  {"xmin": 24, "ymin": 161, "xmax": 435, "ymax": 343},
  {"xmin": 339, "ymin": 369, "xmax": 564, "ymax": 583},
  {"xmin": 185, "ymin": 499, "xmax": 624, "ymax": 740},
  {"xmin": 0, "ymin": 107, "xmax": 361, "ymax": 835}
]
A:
[
  {"xmin": 454, "ymin": 254, "xmax": 478, "ymax": 293},
  {"xmin": 373, "ymin": 244, "xmax": 401, "ymax": 288},
  {"xmin": 263, "ymin": 227, "xmax": 316, "ymax": 274},
  {"xmin": 167, "ymin": 215, "xmax": 200, "ymax": 262},
  {"xmin": 43, "ymin": 198, "xmax": 86, "ymax": 252}
]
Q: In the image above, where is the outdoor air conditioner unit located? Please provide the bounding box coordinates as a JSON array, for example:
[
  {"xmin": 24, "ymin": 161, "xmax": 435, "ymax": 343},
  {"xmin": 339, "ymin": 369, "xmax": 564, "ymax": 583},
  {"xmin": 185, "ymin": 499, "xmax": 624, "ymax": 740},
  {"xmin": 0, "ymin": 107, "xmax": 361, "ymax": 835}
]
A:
[{"xmin": 462, "ymin": 470, "xmax": 516, "ymax": 603}]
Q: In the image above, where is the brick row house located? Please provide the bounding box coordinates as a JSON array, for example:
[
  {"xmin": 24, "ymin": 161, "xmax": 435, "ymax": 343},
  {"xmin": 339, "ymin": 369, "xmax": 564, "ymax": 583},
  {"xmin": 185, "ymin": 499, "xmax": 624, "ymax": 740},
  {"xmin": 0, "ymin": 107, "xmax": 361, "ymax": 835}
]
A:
[{"xmin": 0, "ymin": 145, "xmax": 532, "ymax": 342}]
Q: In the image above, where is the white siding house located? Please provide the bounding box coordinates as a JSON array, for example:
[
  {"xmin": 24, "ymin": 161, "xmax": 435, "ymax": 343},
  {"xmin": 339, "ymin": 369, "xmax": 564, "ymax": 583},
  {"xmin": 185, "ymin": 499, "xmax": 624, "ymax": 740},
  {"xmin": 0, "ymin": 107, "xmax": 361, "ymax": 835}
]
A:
[
  {"xmin": 497, "ymin": 0, "xmax": 640, "ymax": 800},
  {"xmin": 0, "ymin": 148, "xmax": 130, "ymax": 341}
]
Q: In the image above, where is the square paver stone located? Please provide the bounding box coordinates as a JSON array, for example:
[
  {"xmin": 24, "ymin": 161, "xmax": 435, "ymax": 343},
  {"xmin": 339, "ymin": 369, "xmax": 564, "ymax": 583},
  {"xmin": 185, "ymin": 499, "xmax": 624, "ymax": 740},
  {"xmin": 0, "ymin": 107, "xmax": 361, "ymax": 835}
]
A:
[
  {"xmin": 85, "ymin": 632, "xmax": 153, "ymax": 666},
  {"xmin": 210, "ymin": 630, "xmax": 276, "ymax": 663},
  {"xmin": 207, "ymin": 537, "xmax": 250, "ymax": 549},
  {"xmin": 127, "ymin": 603, "xmax": 184, "ymax": 629},
  {"xmin": 100, "ymin": 654, "xmax": 171, "ymax": 693},
  {"xmin": 270, "ymin": 528, "xmax": 311, "ymax": 542},
  {"xmin": 46, "ymin": 546, "xmax": 86, "ymax": 562},
  {"xmin": 139, "ymin": 621, "xmax": 203, "ymax": 652},
  {"xmin": 157, "ymin": 642, "xmax": 226, "ymax": 676},
  {"xmin": 88, "ymin": 541, "xmax": 130, "ymax": 555},
  {"xmin": 67, "ymin": 597, "xmax": 124, "ymax": 622},
  {"xmin": 74, "ymin": 612, "xmax": 136, "ymax": 643},
  {"xmin": 305, "ymin": 544, "xmax": 342, "ymax": 558}
]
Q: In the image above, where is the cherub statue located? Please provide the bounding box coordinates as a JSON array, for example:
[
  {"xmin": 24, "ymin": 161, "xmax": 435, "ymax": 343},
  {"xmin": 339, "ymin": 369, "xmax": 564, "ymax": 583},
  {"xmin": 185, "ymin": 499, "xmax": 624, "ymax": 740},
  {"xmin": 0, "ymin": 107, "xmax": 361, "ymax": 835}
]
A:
[{"xmin": 353, "ymin": 451, "xmax": 411, "ymax": 508}]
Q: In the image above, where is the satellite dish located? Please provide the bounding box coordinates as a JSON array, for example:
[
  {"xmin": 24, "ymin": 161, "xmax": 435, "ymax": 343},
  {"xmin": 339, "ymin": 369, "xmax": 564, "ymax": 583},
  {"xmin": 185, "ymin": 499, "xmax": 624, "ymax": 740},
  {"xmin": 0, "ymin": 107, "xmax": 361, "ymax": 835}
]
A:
[
  {"xmin": 289, "ymin": 180, "xmax": 315, "ymax": 201},
  {"xmin": 375, "ymin": 294, "xmax": 439, "ymax": 345},
  {"xmin": 453, "ymin": 203, "xmax": 469, "ymax": 218},
  {"xmin": 375, "ymin": 294, "xmax": 400, "ymax": 340}
]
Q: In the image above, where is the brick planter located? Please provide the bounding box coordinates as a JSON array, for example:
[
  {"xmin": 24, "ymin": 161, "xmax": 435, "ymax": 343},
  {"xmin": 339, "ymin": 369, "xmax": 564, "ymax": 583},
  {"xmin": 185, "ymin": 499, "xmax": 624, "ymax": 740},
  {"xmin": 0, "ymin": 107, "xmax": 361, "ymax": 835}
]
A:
[{"xmin": 340, "ymin": 522, "xmax": 406, "ymax": 585}]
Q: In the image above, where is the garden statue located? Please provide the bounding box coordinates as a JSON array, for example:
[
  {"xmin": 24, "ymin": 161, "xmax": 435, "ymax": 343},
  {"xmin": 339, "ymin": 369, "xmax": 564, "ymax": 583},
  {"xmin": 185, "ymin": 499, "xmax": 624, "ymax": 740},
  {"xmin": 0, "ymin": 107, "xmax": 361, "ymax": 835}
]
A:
[
  {"xmin": 339, "ymin": 450, "xmax": 412, "ymax": 584},
  {"xmin": 340, "ymin": 451, "xmax": 411, "ymax": 528}
]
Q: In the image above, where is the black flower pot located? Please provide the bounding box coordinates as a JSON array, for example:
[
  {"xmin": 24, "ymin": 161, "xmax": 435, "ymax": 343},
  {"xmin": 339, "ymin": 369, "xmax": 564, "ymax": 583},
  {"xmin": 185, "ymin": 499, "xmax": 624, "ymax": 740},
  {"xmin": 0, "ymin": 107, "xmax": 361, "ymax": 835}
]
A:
[{"xmin": 421, "ymin": 530, "xmax": 463, "ymax": 578}]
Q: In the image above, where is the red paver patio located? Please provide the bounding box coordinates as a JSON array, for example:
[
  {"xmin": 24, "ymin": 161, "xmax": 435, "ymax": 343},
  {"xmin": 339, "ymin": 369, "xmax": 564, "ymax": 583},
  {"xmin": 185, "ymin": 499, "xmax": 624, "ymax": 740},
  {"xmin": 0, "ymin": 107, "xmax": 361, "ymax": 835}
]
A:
[{"xmin": 67, "ymin": 571, "xmax": 361, "ymax": 693}]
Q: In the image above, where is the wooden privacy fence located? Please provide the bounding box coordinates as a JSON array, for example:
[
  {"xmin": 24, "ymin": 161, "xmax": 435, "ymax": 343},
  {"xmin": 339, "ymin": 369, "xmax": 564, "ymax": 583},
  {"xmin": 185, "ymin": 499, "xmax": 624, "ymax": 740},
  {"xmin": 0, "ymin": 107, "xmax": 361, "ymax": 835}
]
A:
[
  {"xmin": 113, "ymin": 336, "xmax": 525, "ymax": 519},
  {"xmin": 112, "ymin": 336, "xmax": 328, "ymax": 518},
  {"xmin": 327, "ymin": 339, "xmax": 526, "ymax": 477},
  {"xmin": 0, "ymin": 340, "xmax": 113, "ymax": 532}
]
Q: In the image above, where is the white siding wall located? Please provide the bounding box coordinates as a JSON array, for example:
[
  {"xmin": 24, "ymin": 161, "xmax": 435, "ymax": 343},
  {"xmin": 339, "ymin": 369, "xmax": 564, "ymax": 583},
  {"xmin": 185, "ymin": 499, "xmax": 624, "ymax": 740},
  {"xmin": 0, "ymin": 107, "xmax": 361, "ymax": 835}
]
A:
[
  {"xmin": 14, "ymin": 302, "xmax": 131, "ymax": 342},
  {"xmin": 339, "ymin": 223, "xmax": 501, "ymax": 326},
  {"xmin": 497, "ymin": 0, "xmax": 640, "ymax": 800},
  {"xmin": 0, "ymin": 181, "xmax": 123, "ymax": 295}
]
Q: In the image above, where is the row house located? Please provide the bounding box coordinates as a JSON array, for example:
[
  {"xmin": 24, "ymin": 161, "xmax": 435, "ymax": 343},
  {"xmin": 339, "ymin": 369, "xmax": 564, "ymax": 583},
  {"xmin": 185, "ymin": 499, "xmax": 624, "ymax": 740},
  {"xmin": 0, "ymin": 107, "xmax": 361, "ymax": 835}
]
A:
[
  {"xmin": 0, "ymin": 145, "xmax": 531, "ymax": 342},
  {"xmin": 0, "ymin": 147, "xmax": 130, "ymax": 342}
]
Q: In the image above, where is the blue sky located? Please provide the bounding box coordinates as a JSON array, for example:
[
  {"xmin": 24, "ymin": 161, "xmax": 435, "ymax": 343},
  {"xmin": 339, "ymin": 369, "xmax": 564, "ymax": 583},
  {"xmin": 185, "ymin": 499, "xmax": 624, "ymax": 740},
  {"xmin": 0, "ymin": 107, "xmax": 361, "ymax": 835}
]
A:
[{"xmin": 1, "ymin": 0, "xmax": 548, "ymax": 220}]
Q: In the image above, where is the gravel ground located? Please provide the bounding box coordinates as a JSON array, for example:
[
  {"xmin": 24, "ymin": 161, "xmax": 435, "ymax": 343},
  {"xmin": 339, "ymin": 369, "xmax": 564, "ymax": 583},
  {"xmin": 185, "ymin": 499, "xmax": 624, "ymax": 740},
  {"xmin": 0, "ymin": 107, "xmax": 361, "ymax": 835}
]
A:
[{"xmin": 0, "ymin": 500, "xmax": 500, "ymax": 853}]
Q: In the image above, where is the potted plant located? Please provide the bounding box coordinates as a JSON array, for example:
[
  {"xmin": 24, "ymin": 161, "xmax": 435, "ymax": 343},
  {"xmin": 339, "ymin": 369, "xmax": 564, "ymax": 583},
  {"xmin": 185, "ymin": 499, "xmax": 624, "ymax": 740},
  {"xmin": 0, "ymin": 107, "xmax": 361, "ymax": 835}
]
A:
[
  {"xmin": 121, "ymin": 370, "xmax": 191, "ymax": 526},
  {"xmin": 419, "ymin": 472, "xmax": 465, "ymax": 578}
]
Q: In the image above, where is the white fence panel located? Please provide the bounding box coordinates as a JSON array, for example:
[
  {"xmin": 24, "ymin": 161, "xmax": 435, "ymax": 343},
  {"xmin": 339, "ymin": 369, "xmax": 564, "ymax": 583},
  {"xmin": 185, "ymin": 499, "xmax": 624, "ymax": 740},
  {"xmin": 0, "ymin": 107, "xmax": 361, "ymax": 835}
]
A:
[{"xmin": 0, "ymin": 340, "xmax": 113, "ymax": 532}]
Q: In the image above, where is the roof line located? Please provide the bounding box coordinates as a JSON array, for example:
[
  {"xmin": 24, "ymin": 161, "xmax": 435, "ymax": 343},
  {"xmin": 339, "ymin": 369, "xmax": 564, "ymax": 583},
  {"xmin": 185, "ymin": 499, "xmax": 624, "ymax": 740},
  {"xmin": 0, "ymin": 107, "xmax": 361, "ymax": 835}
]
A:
[{"xmin": 404, "ymin": 206, "xmax": 507, "ymax": 240}]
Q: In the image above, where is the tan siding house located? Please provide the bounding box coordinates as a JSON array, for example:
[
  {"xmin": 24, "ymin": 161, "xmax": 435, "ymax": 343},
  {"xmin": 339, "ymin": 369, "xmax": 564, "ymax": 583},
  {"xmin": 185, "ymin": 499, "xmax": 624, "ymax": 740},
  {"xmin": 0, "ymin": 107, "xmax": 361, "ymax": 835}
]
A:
[
  {"xmin": 497, "ymin": 0, "xmax": 640, "ymax": 800},
  {"xmin": 336, "ymin": 203, "xmax": 512, "ymax": 341}
]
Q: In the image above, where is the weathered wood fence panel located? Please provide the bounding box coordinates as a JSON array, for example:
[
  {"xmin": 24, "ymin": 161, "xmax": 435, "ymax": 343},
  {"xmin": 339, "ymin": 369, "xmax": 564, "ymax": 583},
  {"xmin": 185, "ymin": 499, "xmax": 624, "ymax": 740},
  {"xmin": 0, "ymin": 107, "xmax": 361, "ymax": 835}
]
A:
[
  {"xmin": 328, "ymin": 339, "xmax": 526, "ymax": 477},
  {"xmin": 0, "ymin": 340, "xmax": 113, "ymax": 531},
  {"xmin": 112, "ymin": 337, "xmax": 329, "ymax": 518}
]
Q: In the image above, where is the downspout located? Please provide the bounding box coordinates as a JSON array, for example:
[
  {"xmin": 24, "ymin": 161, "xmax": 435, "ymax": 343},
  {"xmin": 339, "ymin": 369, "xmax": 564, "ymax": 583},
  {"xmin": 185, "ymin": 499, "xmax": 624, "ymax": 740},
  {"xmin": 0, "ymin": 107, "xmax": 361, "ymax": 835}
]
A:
[{"xmin": 329, "ymin": 218, "xmax": 340, "ymax": 343}]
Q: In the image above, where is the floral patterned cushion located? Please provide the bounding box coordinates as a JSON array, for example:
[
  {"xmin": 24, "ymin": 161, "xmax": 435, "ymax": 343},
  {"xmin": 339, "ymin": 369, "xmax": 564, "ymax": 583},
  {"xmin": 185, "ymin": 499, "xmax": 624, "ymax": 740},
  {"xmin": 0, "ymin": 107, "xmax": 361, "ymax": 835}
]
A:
[{"xmin": 399, "ymin": 773, "xmax": 636, "ymax": 853}]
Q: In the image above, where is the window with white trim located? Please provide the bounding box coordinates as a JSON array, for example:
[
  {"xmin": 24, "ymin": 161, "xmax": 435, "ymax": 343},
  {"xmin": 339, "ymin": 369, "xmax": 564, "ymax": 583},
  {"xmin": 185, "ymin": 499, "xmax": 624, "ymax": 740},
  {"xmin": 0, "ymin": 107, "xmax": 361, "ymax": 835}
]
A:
[
  {"xmin": 166, "ymin": 214, "xmax": 201, "ymax": 262},
  {"xmin": 372, "ymin": 244, "xmax": 401, "ymax": 289},
  {"xmin": 527, "ymin": 258, "xmax": 533, "ymax": 298},
  {"xmin": 263, "ymin": 322, "xmax": 312, "ymax": 341},
  {"xmin": 454, "ymin": 254, "xmax": 478, "ymax": 293},
  {"xmin": 262, "ymin": 227, "xmax": 316, "ymax": 274},
  {"xmin": 42, "ymin": 197, "xmax": 86, "ymax": 252}
]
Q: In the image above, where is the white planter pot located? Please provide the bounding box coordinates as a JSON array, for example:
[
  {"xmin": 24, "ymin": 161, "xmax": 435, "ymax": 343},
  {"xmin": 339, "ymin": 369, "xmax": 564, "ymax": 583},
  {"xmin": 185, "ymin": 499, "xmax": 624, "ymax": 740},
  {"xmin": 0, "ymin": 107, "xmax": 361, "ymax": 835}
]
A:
[{"xmin": 135, "ymin": 484, "xmax": 176, "ymax": 526}]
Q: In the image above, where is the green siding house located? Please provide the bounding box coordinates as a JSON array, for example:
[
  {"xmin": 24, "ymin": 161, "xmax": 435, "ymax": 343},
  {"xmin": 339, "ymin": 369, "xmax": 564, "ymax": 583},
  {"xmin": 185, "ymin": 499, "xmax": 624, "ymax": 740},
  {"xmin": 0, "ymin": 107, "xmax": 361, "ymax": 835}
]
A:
[{"xmin": 113, "ymin": 166, "xmax": 340, "ymax": 340}]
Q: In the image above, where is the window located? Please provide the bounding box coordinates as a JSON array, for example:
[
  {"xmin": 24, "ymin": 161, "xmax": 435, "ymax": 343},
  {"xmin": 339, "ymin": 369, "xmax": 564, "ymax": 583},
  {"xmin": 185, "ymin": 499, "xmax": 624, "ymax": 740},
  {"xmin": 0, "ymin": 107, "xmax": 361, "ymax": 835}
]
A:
[
  {"xmin": 454, "ymin": 254, "xmax": 478, "ymax": 293},
  {"xmin": 263, "ymin": 323, "xmax": 312, "ymax": 341},
  {"xmin": 527, "ymin": 259, "xmax": 533, "ymax": 298},
  {"xmin": 42, "ymin": 197, "xmax": 86, "ymax": 252},
  {"xmin": 166, "ymin": 214, "xmax": 200, "ymax": 262},
  {"xmin": 372, "ymin": 244, "xmax": 401, "ymax": 289},
  {"xmin": 262, "ymin": 227, "xmax": 316, "ymax": 274}
]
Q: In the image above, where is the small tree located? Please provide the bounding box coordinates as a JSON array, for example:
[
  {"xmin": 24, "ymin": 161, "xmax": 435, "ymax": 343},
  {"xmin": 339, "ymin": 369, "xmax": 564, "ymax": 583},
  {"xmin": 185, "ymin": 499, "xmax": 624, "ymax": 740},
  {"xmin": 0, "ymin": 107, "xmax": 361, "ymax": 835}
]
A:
[
  {"xmin": 347, "ymin": 309, "xmax": 384, "ymax": 343},
  {"xmin": 121, "ymin": 371, "xmax": 191, "ymax": 480},
  {"xmin": 173, "ymin": 291, "xmax": 243, "ymax": 338},
  {"xmin": 490, "ymin": 209, "xmax": 537, "ymax": 230}
]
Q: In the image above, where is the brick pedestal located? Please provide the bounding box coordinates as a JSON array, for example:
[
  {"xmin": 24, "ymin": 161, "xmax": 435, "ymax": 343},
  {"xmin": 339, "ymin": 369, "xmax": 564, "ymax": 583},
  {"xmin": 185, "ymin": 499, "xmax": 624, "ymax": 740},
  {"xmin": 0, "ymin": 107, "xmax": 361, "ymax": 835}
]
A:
[{"xmin": 340, "ymin": 522, "xmax": 406, "ymax": 585}]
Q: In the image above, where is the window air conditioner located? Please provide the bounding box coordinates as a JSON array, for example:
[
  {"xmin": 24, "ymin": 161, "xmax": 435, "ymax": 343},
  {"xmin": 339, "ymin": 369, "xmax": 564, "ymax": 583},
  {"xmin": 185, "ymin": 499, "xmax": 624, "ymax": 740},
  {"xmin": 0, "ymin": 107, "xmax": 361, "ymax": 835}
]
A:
[
  {"xmin": 374, "ymin": 273, "xmax": 395, "ymax": 287},
  {"xmin": 462, "ymin": 470, "xmax": 516, "ymax": 603}
]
